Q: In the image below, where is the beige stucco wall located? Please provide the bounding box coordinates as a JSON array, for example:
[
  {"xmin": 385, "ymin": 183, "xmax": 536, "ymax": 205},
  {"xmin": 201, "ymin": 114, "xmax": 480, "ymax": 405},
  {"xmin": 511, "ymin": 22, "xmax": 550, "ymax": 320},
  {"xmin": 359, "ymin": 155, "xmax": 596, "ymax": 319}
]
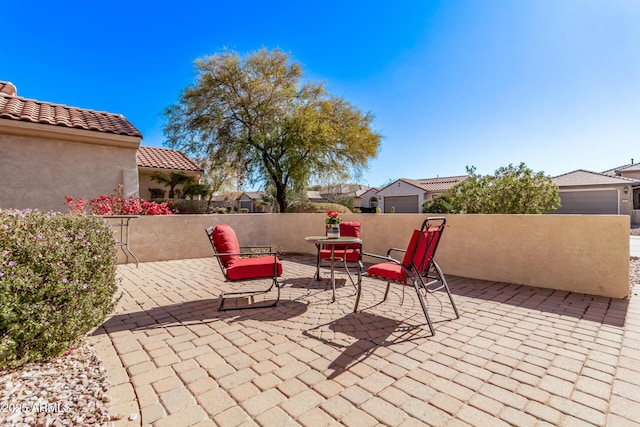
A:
[
  {"xmin": 0, "ymin": 120, "xmax": 140, "ymax": 212},
  {"xmin": 118, "ymin": 213, "xmax": 630, "ymax": 299}
]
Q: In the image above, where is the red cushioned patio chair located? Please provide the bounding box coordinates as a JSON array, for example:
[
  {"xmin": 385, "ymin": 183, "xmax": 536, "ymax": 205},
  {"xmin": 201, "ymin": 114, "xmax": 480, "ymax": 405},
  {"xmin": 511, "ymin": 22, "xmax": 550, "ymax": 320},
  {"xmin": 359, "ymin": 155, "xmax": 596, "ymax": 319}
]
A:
[
  {"xmin": 314, "ymin": 221, "xmax": 363, "ymax": 288},
  {"xmin": 206, "ymin": 224, "xmax": 283, "ymax": 311},
  {"xmin": 354, "ymin": 217, "xmax": 459, "ymax": 336}
]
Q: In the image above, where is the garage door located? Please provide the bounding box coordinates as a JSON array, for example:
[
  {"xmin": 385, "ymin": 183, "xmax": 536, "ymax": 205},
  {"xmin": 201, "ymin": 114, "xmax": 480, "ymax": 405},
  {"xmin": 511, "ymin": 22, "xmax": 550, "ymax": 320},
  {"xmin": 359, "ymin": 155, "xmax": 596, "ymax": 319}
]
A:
[
  {"xmin": 556, "ymin": 190, "xmax": 618, "ymax": 214},
  {"xmin": 384, "ymin": 195, "xmax": 419, "ymax": 213}
]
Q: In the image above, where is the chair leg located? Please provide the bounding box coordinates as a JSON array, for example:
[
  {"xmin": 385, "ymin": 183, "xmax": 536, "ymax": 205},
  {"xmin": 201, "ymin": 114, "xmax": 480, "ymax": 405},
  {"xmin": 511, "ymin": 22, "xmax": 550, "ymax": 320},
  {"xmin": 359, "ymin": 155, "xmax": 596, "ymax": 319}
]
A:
[
  {"xmin": 413, "ymin": 275, "xmax": 436, "ymax": 336},
  {"xmin": 315, "ymin": 246, "xmax": 322, "ymax": 281},
  {"xmin": 353, "ymin": 271, "xmax": 362, "ymax": 313},
  {"xmin": 428, "ymin": 261, "xmax": 460, "ymax": 319},
  {"xmin": 218, "ymin": 278, "xmax": 281, "ymax": 311},
  {"xmin": 383, "ymin": 281, "xmax": 391, "ymax": 301}
]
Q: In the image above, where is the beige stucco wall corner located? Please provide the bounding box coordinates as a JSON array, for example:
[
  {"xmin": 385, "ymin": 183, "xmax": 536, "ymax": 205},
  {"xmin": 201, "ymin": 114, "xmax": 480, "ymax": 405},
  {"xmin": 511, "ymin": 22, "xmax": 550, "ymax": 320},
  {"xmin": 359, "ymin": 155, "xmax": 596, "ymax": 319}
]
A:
[{"xmin": 122, "ymin": 168, "xmax": 140, "ymax": 198}]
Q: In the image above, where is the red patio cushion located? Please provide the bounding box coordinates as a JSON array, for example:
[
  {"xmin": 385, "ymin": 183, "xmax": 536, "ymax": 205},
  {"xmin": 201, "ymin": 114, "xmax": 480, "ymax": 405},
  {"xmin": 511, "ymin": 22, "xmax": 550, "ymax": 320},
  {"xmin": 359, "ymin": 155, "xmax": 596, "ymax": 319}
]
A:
[
  {"xmin": 319, "ymin": 248, "xmax": 361, "ymax": 262},
  {"xmin": 226, "ymin": 256, "xmax": 283, "ymax": 280},
  {"xmin": 367, "ymin": 262, "xmax": 405, "ymax": 282},
  {"xmin": 323, "ymin": 221, "xmax": 361, "ymax": 251},
  {"xmin": 211, "ymin": 224, "xmax": 240, "ymax": 267}
]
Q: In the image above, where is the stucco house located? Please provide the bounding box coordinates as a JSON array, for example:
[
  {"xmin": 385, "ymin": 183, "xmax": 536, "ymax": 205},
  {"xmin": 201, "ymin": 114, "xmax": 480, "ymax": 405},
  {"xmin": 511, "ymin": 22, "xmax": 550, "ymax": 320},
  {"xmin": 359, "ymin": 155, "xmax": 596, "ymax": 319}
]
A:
[
  {"xmin": 552, "ymin": 169, "xmax": 640, "ymax": 215},
  {"xmin": 359, "ymin": 187, "xmax": 380, "ymax": 210},
  {"xmin": 237, "ymin": 191, "xmax": 272, "ymax": 213},
  {"xmin": 0, "ymin": 81, "xmax": 142, "ymax": 212},
  {"xmin": 0, "ymin": 80, "xmax": 203, "ymax": 212},
  {"xmin": 602, "ymin": 161, "xmax": 640, "ymax": 210},
  {"xmin": 137, "ymin": 146, "xmax": 203, "ymax": 200},
  {"xmin": 376, "ymin": 176, "xmax": 468, "ymax": 213}
]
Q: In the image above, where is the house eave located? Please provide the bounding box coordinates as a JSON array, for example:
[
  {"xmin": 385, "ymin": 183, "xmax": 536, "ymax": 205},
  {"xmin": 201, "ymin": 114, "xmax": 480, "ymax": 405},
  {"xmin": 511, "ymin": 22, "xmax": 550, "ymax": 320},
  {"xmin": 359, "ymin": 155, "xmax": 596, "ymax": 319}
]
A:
[{"xmin": 0, "ymin": 118, "xmax": 141, "ymax": 149}]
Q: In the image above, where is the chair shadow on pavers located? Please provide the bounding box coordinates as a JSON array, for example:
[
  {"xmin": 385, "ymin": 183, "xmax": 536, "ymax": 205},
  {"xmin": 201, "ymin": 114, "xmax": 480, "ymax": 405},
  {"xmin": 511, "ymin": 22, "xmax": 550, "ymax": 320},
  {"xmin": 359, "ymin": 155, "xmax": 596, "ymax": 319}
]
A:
[
  {"xmin": 95, "ymin": 297, "xmax": 311, "ymax": 337},
  {"xmin": 93, "ymin": 298, "xmax": 223, "ymax": 335},
  {"xmin": 302, "ymin": 311, "xmax": 426, "ymax": 379},
  {"xmin": 446, "ymin": 275, "xmax": 630, "ymax": 327}
]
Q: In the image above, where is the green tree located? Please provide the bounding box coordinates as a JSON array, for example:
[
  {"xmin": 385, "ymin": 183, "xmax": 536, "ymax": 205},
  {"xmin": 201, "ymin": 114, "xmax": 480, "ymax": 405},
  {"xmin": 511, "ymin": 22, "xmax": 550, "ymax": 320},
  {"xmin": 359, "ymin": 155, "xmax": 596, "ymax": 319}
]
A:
[
  {"xmin": 422, "ymin": 193, "xmax": 457, "ymax": 214},
  {"xmin": 150, "ymin": 172, "xmax": 195, "ymax": 199},
  {"xmin": 164, "ymin": 48, "xmax": 381, "ymax": 213},
  {"xmin": 451, "ymin": 163, "xmax": 561, "ymax": 214}
]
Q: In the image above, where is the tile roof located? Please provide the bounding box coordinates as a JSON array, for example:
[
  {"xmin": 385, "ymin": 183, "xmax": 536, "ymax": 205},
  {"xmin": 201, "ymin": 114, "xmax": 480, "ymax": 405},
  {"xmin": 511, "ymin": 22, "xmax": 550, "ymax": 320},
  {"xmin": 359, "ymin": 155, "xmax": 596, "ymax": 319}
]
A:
[
  {"xmin": 137, "ymin": 146, "xmax": 203, "ymax": 172},
  {"xmin": 0, "ymin": 81, "xmax": 17, "ymax": 96},
  {"xmin": 552, "ymin": 169, "xmax": 639, "ymax": 186},
  {"xmin": 602, "ymin": 163, "xmax": 640, "ymax": 175},
  {"xmin": 238, "ymin": 191, "xmax": 264, "ymax": 200},
  {"xmin": 0, "ymin": 80, "xmax": 141, "ymax": 137},
  {"xmin": 404, "ymin": 175, "xmax": 468, "ymax": 192}
]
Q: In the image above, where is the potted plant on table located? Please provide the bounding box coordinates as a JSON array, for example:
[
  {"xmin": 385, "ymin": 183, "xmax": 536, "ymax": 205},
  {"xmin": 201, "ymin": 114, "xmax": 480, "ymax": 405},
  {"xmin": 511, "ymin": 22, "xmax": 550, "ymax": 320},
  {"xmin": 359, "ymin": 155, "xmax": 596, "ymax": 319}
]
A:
[{"xmin": 325, "ymin": 210, "xmax": 342, "ymax": 238}]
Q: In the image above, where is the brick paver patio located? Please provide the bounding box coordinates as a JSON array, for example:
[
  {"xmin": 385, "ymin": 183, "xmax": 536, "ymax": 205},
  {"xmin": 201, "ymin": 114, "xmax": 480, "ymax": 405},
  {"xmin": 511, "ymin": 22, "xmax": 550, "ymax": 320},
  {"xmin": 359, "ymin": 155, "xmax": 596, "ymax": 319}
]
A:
[{"xmin": 90, "ymin": 254, "xmax": 640, "ymax": 426}]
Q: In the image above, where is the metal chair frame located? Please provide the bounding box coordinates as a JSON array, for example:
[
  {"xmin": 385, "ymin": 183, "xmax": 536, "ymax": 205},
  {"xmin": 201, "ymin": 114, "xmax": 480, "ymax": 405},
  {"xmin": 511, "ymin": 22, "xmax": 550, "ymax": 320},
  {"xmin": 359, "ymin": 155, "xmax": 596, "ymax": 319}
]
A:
[
  {"xmin": 354, "ymin": 217, "xmax": 459, "ymax": 336},
  {"xmin": 205, "ymin": 226, "xmax": 281, "ymax": 311}
]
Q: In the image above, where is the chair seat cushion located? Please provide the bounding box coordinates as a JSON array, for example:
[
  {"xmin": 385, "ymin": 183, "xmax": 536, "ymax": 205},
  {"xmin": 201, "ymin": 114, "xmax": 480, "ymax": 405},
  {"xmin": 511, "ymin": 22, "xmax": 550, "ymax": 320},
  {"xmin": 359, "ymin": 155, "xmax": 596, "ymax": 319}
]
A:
[
  {"xmin": 319, "ymin": 248, "xmax": 360, "ymax": 262},
  {"xmin": 367, "ymin": 262, "xmax": 406, "ymax": 282},
  {"xmin": 227, "ymin": 256, "xmax": 283, "ymax": 281}
]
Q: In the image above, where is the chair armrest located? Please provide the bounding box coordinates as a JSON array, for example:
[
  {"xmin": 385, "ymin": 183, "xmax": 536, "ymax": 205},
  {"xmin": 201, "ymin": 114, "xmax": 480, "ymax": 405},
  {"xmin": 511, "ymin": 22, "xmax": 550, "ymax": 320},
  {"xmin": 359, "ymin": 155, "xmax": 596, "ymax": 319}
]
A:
[
  {"xmin": 362, "ymin": 252, "xmax": 402, "ymax": 264},
  {"xmin": 386, "ymin": 247, "xmax": 406, "ymax": 257},
  {"xmin": 212, "ymin": 251, "xmax": 278, "ymax": 258}
]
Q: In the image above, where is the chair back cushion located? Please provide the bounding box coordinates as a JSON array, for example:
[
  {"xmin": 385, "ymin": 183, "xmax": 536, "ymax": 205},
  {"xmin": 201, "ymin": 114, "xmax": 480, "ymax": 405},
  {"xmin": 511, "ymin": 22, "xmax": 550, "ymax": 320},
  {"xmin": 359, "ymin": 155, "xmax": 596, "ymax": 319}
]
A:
[
  {"xmin": 324, "ymin": 221, "xmax": 361, "ymax": 251},
  {"xmin": 401, "ymin": 225, "xmax": 443, "ymax": 274},
  {"xmin": 211, "ymin": 224, "xmax": 240, "ymax": 267}
]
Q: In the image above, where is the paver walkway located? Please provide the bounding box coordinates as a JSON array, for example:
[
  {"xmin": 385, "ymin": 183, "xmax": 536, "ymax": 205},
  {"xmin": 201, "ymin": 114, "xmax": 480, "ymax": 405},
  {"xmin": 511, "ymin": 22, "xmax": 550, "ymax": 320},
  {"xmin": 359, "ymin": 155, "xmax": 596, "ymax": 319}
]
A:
[{"xmin": 90, "ymin": 255, "xmax": 640, "ymax": 426}]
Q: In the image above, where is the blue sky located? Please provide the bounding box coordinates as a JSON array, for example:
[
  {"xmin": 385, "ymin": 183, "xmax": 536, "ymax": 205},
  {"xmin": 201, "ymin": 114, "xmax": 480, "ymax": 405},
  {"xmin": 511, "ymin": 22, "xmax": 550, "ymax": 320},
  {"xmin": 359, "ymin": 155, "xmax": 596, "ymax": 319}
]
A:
[{"xmin": 2, "ymin": 1, "xmax": 639, "ymax": 189}]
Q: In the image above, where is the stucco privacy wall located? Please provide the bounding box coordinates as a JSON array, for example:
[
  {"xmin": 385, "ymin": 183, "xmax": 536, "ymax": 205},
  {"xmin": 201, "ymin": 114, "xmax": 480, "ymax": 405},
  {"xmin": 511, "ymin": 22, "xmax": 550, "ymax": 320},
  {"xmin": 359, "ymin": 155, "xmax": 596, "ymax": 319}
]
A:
[
  {"xmin": 118, "ymin": 213, "xmax": 630, "ymax": 299},
  {"xmin": 0, "ymin": 121, "xmax": 140, "ymax": 212}
]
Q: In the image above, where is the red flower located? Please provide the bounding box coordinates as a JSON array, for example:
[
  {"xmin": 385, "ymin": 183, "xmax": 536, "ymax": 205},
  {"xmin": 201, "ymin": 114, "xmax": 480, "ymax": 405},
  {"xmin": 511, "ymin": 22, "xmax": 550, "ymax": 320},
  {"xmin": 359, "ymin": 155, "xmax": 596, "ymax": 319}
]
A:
[{"xmin": 325, "ymin": 210, "xmax": 342, "ymax": 225}]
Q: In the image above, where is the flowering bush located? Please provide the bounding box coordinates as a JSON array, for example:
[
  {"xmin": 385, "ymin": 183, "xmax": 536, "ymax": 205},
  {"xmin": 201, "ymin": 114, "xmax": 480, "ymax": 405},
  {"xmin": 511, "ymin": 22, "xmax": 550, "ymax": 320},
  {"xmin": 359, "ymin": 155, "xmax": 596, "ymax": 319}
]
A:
[
  {"xmin": 325, "ymin": 210, "xmax": 342, "ymax": 225},
  {"xmin": 65, "ymin": 185, "xmax": 174, "ymax": 216},
  {"xmin": 0, "ymin": 209, "xmax": 120, "ymax": 368}
]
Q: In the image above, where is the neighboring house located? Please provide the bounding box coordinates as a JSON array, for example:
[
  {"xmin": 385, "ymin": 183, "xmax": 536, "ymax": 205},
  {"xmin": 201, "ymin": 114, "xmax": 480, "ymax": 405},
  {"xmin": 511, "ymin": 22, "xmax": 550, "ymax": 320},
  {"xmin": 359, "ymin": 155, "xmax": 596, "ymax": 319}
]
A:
[
  {"xmin": 237, "ymin": 191, "xmax": 271, "ymax": 213},
  {"xmin": 0, "ymin": 81, "xmax": 142, "ymax": 212},
  {"xmin": 137, "ymin": 146, "xmax": 203, "ymax": 200},
  {"xmin": 306, "ymin": 190, "xmax": 324, "ymax": 203},
  {"xmin": 307, "ymin": 184, "xmax": 371, "ymax": 207},
  {"xmin": 552, "ymin": 169, "xmax": 639, "ymax": 215},
  {"xmin": 376, "ymin": 176, "xmax": 468, "ymax": 213},
  {"xmin": 602, "ymin": 161, "xmax": 640, "ymax": 210},
  {"xmin": 358, "ymin": 187, "xmax": 380, "ymax": 210},
  {"xmin": 320, "ymin": 184, "xmax": 370, "ymax": 206}
]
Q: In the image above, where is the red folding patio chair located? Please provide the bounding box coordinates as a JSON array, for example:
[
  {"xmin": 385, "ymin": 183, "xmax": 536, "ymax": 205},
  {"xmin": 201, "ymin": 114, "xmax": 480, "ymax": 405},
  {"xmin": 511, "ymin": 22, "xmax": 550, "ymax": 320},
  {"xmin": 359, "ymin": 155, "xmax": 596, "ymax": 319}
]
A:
[
  {"xmin": 354, "ymin": 217, "xmax": 459, "ymax": 336},
  {"xmin": 206, "ymin": 224, "xmax": 283, "ymax": 311}
]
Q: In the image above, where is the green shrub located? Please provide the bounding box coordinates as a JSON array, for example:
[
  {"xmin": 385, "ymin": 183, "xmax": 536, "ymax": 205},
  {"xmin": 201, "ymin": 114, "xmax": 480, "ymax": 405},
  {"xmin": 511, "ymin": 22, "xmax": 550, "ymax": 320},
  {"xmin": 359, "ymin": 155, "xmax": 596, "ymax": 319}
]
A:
[
  {"xmin": 286, "ymin": 202, "xmax": 352, "ymax": 214},
  {"xmin": 156, "ymin": 199, "xmax": 208, "ymax": 214},
  {"xmin": 0, "ymin": 210, "xmax": 120, "ymax": 368},
  {"xmin": 238, "ymin": 208, "xmax": 249, "ymax": 214}
]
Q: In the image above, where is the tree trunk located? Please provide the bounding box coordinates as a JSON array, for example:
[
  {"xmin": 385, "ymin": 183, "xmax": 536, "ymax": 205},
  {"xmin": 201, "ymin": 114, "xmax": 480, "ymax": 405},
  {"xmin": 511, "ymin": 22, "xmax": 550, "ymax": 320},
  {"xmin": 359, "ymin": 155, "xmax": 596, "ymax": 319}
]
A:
[{"xmin": 276, "ymin": 183, "xmax": 288, "ymax": 213}]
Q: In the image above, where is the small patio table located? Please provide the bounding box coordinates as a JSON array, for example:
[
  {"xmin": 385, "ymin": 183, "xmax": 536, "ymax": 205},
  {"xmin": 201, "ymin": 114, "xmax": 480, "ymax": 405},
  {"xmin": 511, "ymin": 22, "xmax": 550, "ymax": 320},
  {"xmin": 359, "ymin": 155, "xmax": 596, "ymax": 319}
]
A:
[{"xmin": 305, "ymin": 235, "xmax": 362, "ymax": 302}]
